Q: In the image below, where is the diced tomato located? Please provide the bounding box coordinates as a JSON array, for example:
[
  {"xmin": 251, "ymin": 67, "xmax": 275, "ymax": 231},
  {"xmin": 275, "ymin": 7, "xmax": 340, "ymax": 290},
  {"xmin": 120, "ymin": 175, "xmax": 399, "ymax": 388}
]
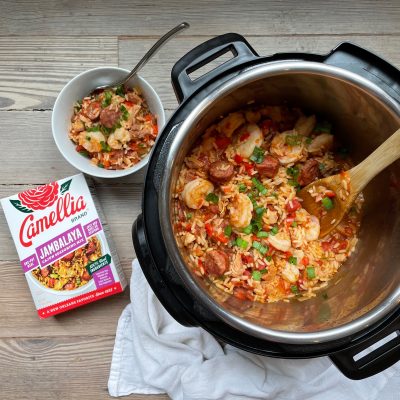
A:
[
  {"xmin": 234, "ymin": 154, "xmax": 243, "ymax": 164},
  {"xmin": 198, "ymin": 259, "xmax": 203, "ymax": 267},
  {"xmin": 325, "ymin": 190, "xmax": 336, "ymax": 198},
  {"xmin": 285, "ymin": 198, "xmax": 301, "ymax": 213},
  {"xmin": 103, "ymin": 159, "xmax": 111, "ymax": 168},
  {"xmin": 284, "ymin": 251, "xmax": 292, "ymax": 259},
  {"xmin": 239, "ymin": 132, "xmax": 250, "ymax": 142},
  {"xmin": 233, "ymin": 287, "xmax": 248, "ymax": 300},
  {"xmin": 145, "ymin": 114, "xmax": 153, "ymax": 122},
  {"xmin": 243, "ymin": 162, "xmax": 254, "ymax": 174},
  {"xmin": 185, "ymin": 224, "xmax": 192, "ymax": 232},
  {"xmin": 75, "ymin": 145, "xmax": 86, "ymax": 152},
  {"xmin": 205, "ymin": 223, "xmax": 213, "ymax": 237},
  {"xmin": 48, "ymin": 278, "xmax": 55, "ymax": 288},
  {"xmin": 301, "ymin": 256, "xmax": 309, "ymax": 266},
  {"xmin": 216, "ymin": 234, "xmax": 229, "ymax": 244},
  {"xmin": 153, "ymin": 124, "xmax": 158, "ymax": 135},
  {"xmin": 243, "ymin": 270, "xmax": 251, "ymax": 276},
  {"xmin": 124, "ymin": 101, "xmax": 134, "ymax": 107},
  {"xmin": 215, "ymin": 135, "xmax": 232, "ymax": 149},
  {"xmin": 241, "ymin": 254, "xmax": 254, "ymax": 264}
]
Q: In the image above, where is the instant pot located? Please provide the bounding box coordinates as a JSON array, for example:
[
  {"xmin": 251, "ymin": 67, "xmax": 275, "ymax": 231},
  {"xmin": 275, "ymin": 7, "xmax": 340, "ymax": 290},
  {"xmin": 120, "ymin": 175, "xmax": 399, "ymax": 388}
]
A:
[{"xmin": 132, "ymin": 33, "xmax": 400, "ymax": 379}]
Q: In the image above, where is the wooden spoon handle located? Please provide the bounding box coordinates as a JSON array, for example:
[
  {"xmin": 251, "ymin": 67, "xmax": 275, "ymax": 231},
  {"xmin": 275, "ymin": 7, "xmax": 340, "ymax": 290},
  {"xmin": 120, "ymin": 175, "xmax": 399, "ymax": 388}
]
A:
[{"xmin": 350, "ymin": 127, "xmax": 400, "ymax": 193}]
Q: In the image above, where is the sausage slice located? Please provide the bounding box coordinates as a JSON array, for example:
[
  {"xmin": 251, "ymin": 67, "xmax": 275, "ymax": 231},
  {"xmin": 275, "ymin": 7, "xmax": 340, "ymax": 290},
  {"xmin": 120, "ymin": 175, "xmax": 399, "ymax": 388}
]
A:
[
  {"xmin": 100, "ymin": 106, "xmax": 121, "ymax": 128},
  {"xmin": 84, "ymin": 101, "xmax": 101, "ymax": 120},
  {"xmin": 208, "ymin": 161, "xmax": 234, "ymax": 183},
  {"xmin": 256, "ymin": 155, "xmax": 280, "ymax": 178},
  {"xmin": 204, "ymin": 250, "xmax": 229, "ymax": 276},
  {"xmin": 298, "ymin": 159, "xmax": 320, "ymax": 186}
]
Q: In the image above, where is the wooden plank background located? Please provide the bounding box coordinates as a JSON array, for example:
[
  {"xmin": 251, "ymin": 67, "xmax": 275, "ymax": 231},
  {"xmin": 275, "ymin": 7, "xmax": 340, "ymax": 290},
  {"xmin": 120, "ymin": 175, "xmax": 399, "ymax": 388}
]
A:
[{"xmin": 0, "ymin": 1, "xmax": 399, "ymax": 399}]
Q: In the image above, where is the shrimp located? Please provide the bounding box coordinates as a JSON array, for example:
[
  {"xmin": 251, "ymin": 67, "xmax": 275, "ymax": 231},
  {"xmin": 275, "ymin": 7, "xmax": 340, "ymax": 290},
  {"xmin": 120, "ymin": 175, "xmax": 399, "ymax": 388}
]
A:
[
  {"xmin": 107, "ymin": 127, "xmax": 131, "ymax": 150},
  {"xmin": 78, "ymin": 130, "xmax": 106, "ymax": 153},
  {"xmin": 268, "ymin": 231, "xmax": 291, "ymax": 252},
  {"xmin": 294, "ymin": 115, "xmax": 316, "ymax": 136},
  {"xmin": 182, "ymin": 178, "xmax": 214, "ymax": 209},
  {"xmin": 304, "ymin": 215, "xmax": 320, "ymax": 241},
  {"xmin": 281, "ymin": 261, "xmax": 300, "ymax": 283},
  {"xmin": 218, "ymin": 112, "xmax": 245, "ymax": 137},
  {"xmin": 308, "ymin": 133, "xmax": 334, "ymax": 154},
  {"xmin": 229, "ymin": 193, "xmax": 253, "ymax": 228},
  {"xmin": 270, "ymin": 130, "xmax": 306, "ymax": 164},
  {"xmin": 235, "ymin": 123, "xmax": 263, "ymax": 158},
  {"xmin": 231, "ymin": 252, "xmax": 246, "ymax": 277}
]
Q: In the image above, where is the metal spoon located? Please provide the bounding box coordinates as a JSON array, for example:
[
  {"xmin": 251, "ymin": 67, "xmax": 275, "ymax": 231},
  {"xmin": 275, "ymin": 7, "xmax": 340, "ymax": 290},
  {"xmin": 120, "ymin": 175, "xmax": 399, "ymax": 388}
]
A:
[{"xmin": 93, "ymin": 22, "xmax": 190, "ymax": 92}]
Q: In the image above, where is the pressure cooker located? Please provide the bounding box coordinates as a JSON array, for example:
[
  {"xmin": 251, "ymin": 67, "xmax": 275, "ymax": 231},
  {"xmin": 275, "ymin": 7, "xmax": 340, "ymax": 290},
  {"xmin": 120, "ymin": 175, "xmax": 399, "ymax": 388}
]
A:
[{"xmin": 132, "ymin": 33, "xmax": 400, "ymax": 379}]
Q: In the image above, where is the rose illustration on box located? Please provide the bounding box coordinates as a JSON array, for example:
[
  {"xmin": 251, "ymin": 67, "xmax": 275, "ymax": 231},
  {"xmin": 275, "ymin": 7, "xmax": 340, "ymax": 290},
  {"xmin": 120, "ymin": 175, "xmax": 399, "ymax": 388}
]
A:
[{"xmin": 10, "ymin": 179, "xmax": 71, "ymax": 213}]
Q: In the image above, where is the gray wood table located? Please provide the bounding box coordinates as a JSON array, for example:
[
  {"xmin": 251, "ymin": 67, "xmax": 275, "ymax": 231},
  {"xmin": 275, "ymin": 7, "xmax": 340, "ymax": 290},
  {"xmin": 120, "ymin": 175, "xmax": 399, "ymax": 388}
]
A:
[{"xmin": 0, "ymin": 1, "xmax": 399, "ymax": 399}]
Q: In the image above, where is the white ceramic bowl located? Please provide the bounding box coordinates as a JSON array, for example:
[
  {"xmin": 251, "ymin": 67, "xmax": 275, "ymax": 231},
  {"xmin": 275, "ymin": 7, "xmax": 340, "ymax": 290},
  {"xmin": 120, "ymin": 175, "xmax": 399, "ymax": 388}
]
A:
[{"xmin": 52, "ymin": 67, "xmax": 166, "ymax": 178}]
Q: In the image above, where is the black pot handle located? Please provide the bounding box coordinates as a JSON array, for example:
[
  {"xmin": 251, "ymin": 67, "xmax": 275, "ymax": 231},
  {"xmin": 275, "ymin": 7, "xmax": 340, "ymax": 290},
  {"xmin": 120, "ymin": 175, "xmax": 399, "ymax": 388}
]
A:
[
  {"xmin": 329, "ymin": 312, "xmax": 400, "ymax": 379},
  {"xmin": 323, "ymin": 42, "xmax": 400, "ymax": 104},
  {"xmin": 171, "ymin": 33, "xmax": 258, "ymax": 103}
]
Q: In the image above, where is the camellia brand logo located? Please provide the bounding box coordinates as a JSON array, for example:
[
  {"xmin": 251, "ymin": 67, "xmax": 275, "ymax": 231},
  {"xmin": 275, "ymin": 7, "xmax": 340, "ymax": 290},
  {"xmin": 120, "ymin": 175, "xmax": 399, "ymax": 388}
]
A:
[{"xmin": 11, "ymin": 179, "xmax": 87, "ymax": 247}]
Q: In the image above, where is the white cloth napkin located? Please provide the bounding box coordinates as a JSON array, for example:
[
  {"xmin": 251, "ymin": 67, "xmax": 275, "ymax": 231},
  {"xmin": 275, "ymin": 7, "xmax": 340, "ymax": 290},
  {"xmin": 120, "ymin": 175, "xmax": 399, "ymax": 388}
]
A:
[{"xmin": 108, "ymin": 260, "xmax": 400, "ymax": 400}]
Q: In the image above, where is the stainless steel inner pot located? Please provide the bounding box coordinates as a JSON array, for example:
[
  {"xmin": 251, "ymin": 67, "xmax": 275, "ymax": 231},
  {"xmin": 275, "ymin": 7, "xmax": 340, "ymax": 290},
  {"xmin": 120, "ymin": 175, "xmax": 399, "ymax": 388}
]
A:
[{"xmin": 159, "ymin": 61, "xmax": 400, "ymax": 344}]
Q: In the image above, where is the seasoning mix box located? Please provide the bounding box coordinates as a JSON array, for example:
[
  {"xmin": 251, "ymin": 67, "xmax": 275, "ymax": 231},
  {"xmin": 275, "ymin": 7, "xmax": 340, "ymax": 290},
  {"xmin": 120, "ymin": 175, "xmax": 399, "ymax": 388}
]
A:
[{"xmin": 1, "ymin": 173, "xmax": 127, "ymax": 318}]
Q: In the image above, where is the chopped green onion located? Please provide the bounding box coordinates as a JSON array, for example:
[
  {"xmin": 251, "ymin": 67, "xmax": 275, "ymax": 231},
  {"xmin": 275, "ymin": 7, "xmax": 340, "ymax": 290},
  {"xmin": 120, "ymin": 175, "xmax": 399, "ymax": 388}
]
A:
[
  {"xmin": 102, "ymin": 90, "xmax": 113, "ymax": 107},
  {"xmin": 257, "ymin": 231, "xmax": 269, "ymax": 238},
  {"xmin": 285, "ymin": 134, "xmax": 302, "ymax": 146},
  {"xmin": 115, "ymin": 85, "xmax": 125, "ymax": 97},
  {"xmin": 238, "ymin": 183, "xmax": 247, "ymax": 193},
  {"xmin": 252, "ymin": 241, "xmax": 268, "ymax": 255},
  {"xmin": 249, "ymin": 146, "xmax": 265, "ymax": 164},
  {"xmin": 100, "ymin": 141, "xmax": 111, "ymax": 152},
  {"xmin": 270, "ymin": 226, "xmax": 278, "ymax": 235},
  {"xmin": 186, "ymin": 213, "xmax": 193, "ymax": 220},
  {"xmin": 224, "ymin": 225, "xmax": 232, "ymax": 237},
  {"xmin": 291, "ymin": 221, "xmax": 297, "ymax": 228},
  {"xmin": 206, "ymin": 192, "xmax": 219, "ymax": 204},
  {"xmin": 251, "ymin": 178, "xmax": 268, "ymax": 195},
  {"xmin": 286, "ymin": 166, "xmax": 299, "ymax": 179},
  {"xmin": 288, "ymin": 180, "xmax": 300, "ymax": 188},
  {"xmin": 86, "ymin": 125, "xmax": 100, "ymax": 132},
  {"xmin": 247, "ymin": 192, "xmax": 258, "ymax": 207},
  {"xmin": 85, "ymin": 135, "xmax": 91, "ymax": 141},
  {"xmin": 314, "ymin": 120, "xmax": 332, "ymax": 133},
  {"xmin": 120, "ymin": 104, "xmax": 129, "ymax": 121},
  {"xmin": 79, "ymin": 150, "xmax": 90, "ymax": 158},
  {"xmin": 98, "ymin": 163, "xmax": 104, "ymax": 168},
  {"xmin": 235, "ymin": 237, "xmax": 248, "ymax": 249},
  {"xmin": 307, "ymin": 266, "xmax": 316, "ymax": 279},
  {"xmin": 319, "ymin": 163, "xmax": 326, "ymax": 171},
  {"xmin": 252, "ymin": 270, "xmax": 262, "ymax": 281},
  {"xmin": 321, "ymin": 197, "xmax": 334, "ymax": 210},
  {"xmin": 305, "ymin": 137, "xmax": 313, "ymax": 144},
  {"xmin": 265, "ymin": 255, "xmax": 272, "ymax": 262},
  {"xmin": 251, "ymin": 220, "xmax": 261, "ymax": 233},
  {"xmin": 243, "ymin": 225, "xmax": 253, "ymax": 235},
  {"xmin": 260, "ymin": 268, "xmax": 268, "ymax": 274},
  {"xmin": 290, "ymin": 285, "xmax": 299, "ymax": 294},
  {"xmin": 49, "ymin": 273, "xmax": 59, "ymax": 279},
  {"xmin": 255, "ymin": 206, "xmax": 265, "ymax": 215},
  {"xmin": 288, "ymin": 256, "xmax": 297, "ymax": 265}
]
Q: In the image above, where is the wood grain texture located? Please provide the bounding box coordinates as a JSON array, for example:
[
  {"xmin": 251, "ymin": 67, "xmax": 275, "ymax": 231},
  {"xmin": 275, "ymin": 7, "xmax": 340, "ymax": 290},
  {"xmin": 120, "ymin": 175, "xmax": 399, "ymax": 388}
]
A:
[
  {"xmin": 119, "ymin": 35, "xmax": 400, "ymax": 110},
  {"xmin": 0, "ymin": 37, "xmax": 118, "ymax": 110},
  {"xmin": 1, "ymin": 0, "xmax": 400, "ymax": 36},
  {"xmin": 0, "ymin": 336, "xmax": 169, "ymax": 400}
]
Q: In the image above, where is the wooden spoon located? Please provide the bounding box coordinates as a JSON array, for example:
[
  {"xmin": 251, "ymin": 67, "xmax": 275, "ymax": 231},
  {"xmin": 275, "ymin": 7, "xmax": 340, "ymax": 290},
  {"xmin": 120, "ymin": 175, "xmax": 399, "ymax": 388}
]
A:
[{"xmin": 298, "ymin": 128, "xmax": 400, "ymax": 238}]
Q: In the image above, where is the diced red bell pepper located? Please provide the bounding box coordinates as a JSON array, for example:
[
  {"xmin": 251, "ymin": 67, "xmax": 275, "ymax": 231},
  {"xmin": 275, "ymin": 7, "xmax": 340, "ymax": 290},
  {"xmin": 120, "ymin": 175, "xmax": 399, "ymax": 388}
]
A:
[
  {"xmin": 234, "ymin": 154, "xmax": 243, "ymax": 164},
  {"xmin": 241, "ymin": 254, "xmax": 254, "ymax": 264},
  {"xmin": 285, "ymin": 198, "xmax": 302, "ymax": 213},
  {"xmin": 205, "ymin": 223, "xmax": 213, "ymax": 237},
  {"xmin": 325, "ymin": 190, "xmax": 336, "ymax": 198},
  {"xmin": 243, "ymin": 162, "xmax": 254, "ymax": 174},
  {"xmin": 301, "ymin": 256, "xmax": 309, "ymax": 266}
]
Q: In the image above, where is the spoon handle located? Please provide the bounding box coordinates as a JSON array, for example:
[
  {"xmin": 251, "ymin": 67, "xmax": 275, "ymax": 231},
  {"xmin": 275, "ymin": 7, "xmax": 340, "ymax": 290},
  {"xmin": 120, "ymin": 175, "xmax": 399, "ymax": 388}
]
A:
[
  {"xmin": 121, "ymin": 22, "xmax": 190, "ymax": 86},
  {"xmin": 350, "ymin": 127, "xmax": 400, "ymax": 193}
]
